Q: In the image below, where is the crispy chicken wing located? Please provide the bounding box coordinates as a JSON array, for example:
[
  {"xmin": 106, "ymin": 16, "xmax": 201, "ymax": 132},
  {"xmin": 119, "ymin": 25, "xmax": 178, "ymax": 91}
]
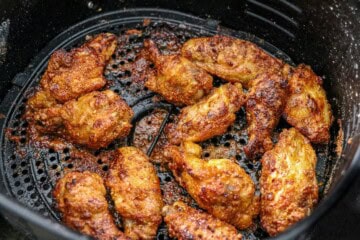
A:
[
  {"xmin": 106, "ymin": 147, "xmax": 163, "ymax": 240},
  {"xmin": 181, "ymin": 35, "xmax": 287, "ymax": 87},
  {"xmin": 244, "ymin": 72, "xmax": 289, "ymax": 158},
  {"xmin": 163, "ymin": 201, "xmax": 242, "ymax": 240},
  {"xmin": 283, "ymin": 64, "xmax": 332, "ymax": 143},
  {"xmin": 165, "ymin": 83, "xmax": 246, "ymax": 145},
  {"xmin": 41, "ymin": 33, "xmax": 117, "ymax": 103},
  {"xmin": 25, "ymin": 90, "xmax": 63, "ymax": 133},
  {"xmin": 165, "ymin": 142, "xmax": 259, "ymax": 229},
  {"xmin": 53, "ymin": 171, "xmax": 128, "ymax": 240},
  {"xmin": 260, "ymin": 128, "xmax": 318, "ymax": 236},
  {"xmin": 144, "ymin": 40, "xmax": 213, "ymax": 106},
  {"xmin": 60, "ymin": 90, "xmax": 133, "ymax": 149}
]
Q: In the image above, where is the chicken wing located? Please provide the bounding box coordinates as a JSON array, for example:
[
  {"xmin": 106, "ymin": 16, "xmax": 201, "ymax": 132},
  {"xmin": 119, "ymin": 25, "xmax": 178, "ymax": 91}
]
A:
[
  {"xmin": 244, "ymin": 72, "xmax": 289, "ymax": 158},
  {"xmin": 163, "ymin": 201, "xmax": 242, "ymax": 240},
  {"xmin": 25, "ymin": 90, "xmax": 63, "ymax": 133},
  {"xmin": 143, "ymin": 40, "xmax": 213, "ymax": 106},
  {"xmin": 53, "ymin": 171, "xmax": 128, "ymax": 240},
  {"xmin": 283, "ymin": 64, "xmax": 332, "ymax": 143},
  {"xmin": 60, "ymin": 90, "xmax": 133, "ymax": 149},
  {"xmin": 41, "ymin": 33, "xmax": 117, "ymax": 103},
  {"xmin": 164, "ymin": 142, "xmax": 259, "ymax": 229},
  {"xmin": 181, "ymin": 35, "xmax": 287, "ymax": 87},
  {"xmin": 106, "ymin": 147, "xmax": 163, "ymax": 240},
  {"xmin": 165, "ymin": 83, "xmax": 246, "ymax": 145},
  {"xmin": 260, "ymin": 128, "xmax": 318, "ymax": 236}
]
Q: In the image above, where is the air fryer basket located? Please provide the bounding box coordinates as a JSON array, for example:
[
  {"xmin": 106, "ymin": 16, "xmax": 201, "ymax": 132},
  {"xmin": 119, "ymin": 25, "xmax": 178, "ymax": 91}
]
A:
[{"xmin": 0, "ymin": 2, "xmax": 359, "ymax": 240}]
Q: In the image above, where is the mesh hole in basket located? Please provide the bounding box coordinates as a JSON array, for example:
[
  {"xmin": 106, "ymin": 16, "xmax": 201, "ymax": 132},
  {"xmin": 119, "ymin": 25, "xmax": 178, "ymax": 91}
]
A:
[
  {"xmin": 30, "ymin": 193, "xmax": 37, "ymax": 199},
  {"xmin": 102, "ymin": 165, "xmax": 109, "ymax": 171},
  {"xmin": 43, "ymin": 184, "xmax": 50, "ymax": 191}
]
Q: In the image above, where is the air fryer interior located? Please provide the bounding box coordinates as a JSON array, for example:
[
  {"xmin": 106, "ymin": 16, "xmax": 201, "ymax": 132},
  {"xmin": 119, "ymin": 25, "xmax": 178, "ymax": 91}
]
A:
[{"xmin": 0, "ymin": 1, "xmax": 359, "ymax": 240}]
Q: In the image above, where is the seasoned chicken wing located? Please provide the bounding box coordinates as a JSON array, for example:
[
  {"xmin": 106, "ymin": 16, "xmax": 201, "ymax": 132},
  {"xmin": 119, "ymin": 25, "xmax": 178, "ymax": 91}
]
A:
[
  {"xmin": 283, "ymin": 64, "xmax": 332, "ymax": 143},
  {"xmin": 244, "ymin": 72, "xmax": 289, "ymax": 158},
  {"xmin": 60, "ymin": 90, "xmax": 133, "ymax": 149},
  {"xmin": 165, "ymin": 83, "xmax": 246, "ymax": 145},
  {"xmin": 25, "ymin": 90, "xmax": 63, "ymax": 133},
  {"xmin": 106, "ymin": 147, "xmax": 163, "ymax": 240},
  {"xmin": 163, "ymin": 201, "xmax": 242, "ymax": 240},
  {"xmin": 181, "ymin": 35, "xmax": 287, "ymax": 87},
  {"xmin": 260, "ymin": 128, "xmax": 318, "ymax": 236},
  {"xmin": 53, "ymin": 171, "xmax": 128, "ymax": 240},
  {"xmin": 165, "ymin": 142, "xmax": 259, "ymax": 229},
  {"xmin": 144, "ymin": 40, "xmax": 213, "ymax": 106},
  {"xmin": 41, "ymin": 33, "xmax": 117, "ymax": 103}
]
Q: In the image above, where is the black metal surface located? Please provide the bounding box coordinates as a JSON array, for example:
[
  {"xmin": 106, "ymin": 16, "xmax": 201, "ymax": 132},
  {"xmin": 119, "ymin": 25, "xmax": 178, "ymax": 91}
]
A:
[{"xmin": 0, "ymin": 1, "xmax": 359, "ymax": 240}]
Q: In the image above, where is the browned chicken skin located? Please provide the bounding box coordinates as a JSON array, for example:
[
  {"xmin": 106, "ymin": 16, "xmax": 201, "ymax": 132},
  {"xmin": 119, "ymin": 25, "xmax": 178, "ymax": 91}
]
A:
[
  {"xmin": 40, "ymin": 33, "xmax": 117, "ymax": 103},
  {"xmin": 244, "ymin": 72, "xmax": 289, "ymax": 158},
  {"xmin": 53, "ymin": 171, "xmax": 128, "ymax": 240},
  {"xmin": 106, "ymin": 147, "xmax": 163, "ymax": 240},
  {"xmin": 165, "ymin": 142, "xmax": 259, "ymax": 229},
  {"xmin": 260, "ymin": 128, "xmax": 318, "ymax": 236},
  {"xmin": 181, "ymin": 35, "xmax": 286, "ymax": 87},
  {"xmin": 25, "ymin": 33, "xmax": 118, "ymax": 133},
  {"xmin": 60, "ymin": 90, "xmax": 133, "ymax": 149},
  {"xmin": 163, "ymin": 201, "xmax": 242, "ymax": 240},
  {"xmin": 165, "ymin": 83, "xmax": 246, "ymax": 145},
  {"xmin": 25, "ymin": 90, "xmax": 63, "ymax": 133},
  {"xmin": 144, "ymin": 40, "xmax": 213, "ymax": 106},
  {"xmin": 283, "ymin": 64, "xmax": 332, "ymax": 143}
]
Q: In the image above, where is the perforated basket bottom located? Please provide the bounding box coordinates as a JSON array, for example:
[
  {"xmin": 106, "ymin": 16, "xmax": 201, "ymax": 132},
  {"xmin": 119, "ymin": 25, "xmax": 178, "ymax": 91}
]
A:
[{"xmin": 0, "ymin": 10, "xmax": 337, "ymax": 240}]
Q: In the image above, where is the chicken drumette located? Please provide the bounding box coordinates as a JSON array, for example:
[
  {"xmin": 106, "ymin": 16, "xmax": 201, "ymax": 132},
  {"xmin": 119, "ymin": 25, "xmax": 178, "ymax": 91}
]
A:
[
  {"xmin": 165, "ymin": 83, "xmax": 246, "ymax": 145},
  {"xmin": 163, "ymin": 201, "xmax": 242, "ymax": 240},
  {"xmin": 106, "ymin": 147, "xmax": 163, "ymax": 240},
  {"xmin": 25, "ymin": 90, "xmax": 63, "ymax": 133},
  {"xmin": 53, "ymin": 171, "xmax": 128, "ymax": 240},
  {"xmin": 60, "ymin": 90, "xmax": 133, "ymax": 149},
  {"xmin": 144, "ymin": 40, "xmax": 213, "ymax": 106},
  {"xmin": 260, "ymin": 128, "xmax": 318, "ymax": 236},
  {"xmin": 165, "ymin": 142, "xmax": 259, "ymax": 229},
  {"xmin": 41, "ymin": 33, "xmax": 117, "ymax": 103},
  {"xmin": 181, "ymin": 35, "xmax": 288, "ymax": 87},
  {"xmin": 244, "ymin": 72, "xmax": 289, "ymax": 158},
  {"xmin": 283, "ymin": 64, "xmax": 332, "ymax": 143}
]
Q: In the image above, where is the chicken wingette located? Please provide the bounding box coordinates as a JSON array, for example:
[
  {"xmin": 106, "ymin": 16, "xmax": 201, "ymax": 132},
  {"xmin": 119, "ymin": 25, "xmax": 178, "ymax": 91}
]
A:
[
  {"xmin": 143, "ymin": 40, "xmax": 213, "ymax": 106},
  {"xmin": 244, "ymin": 72, "xmax": 289, "ymax": 158},
  {"xmin": 106, "ymin": 147, "xmax": 163, "ymax": 240},
  {"xmin": 165, "ymin": 83, "xmax": 246, "ymax": 145},
  {"xmin": 53, "ymin": 171, "xmax": 128, "ymax": 240},
  {"xmin": 283, "ymin": 64, "xmax": 332, "ymax": 143},
  {"xmin": 165, "ymin": 141, "xmax": 259, "ymax": 229},
  {"xmin": 25, "ymin": 33, "xmax": 118, "ymax": 132},
  {"xmin": 181, "ymin": 35, "xmax": 287, "ymax": 87},
  {"xmin": 163, "ymin": 201, "xmax": 242, "ymax": 240},
  {"xmin": 40, "ymin": 33, "xmax": 117, "ymax": 103},
  {"xmin": 60, "ymin": 90, "xmax": 133, "ymax": 149},
  {"xmin": 260, "ymin": 128, "xmax": 318, "ymax": 236}
]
